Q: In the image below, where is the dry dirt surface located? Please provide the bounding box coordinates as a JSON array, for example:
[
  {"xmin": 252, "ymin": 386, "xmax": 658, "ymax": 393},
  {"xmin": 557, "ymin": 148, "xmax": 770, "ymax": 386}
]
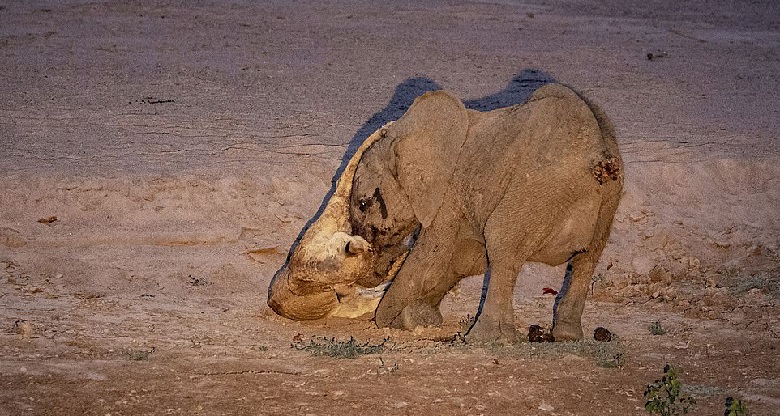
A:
[{"xmin": 1, "ymin": 1, "xmax": 779, "ymax": 415}]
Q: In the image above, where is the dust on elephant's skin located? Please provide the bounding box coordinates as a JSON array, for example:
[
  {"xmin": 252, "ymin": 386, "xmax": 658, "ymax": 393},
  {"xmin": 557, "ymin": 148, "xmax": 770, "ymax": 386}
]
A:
[{"xmin": 349, "ymin": 83, "xmax": 623, "ymax": 342}]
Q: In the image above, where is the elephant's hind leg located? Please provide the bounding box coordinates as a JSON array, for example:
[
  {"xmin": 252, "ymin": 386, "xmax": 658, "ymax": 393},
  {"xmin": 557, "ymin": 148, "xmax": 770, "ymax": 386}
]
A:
[
  {"xmin": 550, "ymin": 252, "xmax": 597, "ymax": 341},
  {"xmin": 467, "ymin": 182, "xmax": 555, "ymax": 344},
  {"xmin": 552, "ymin": 189, "xmax": 621, "ymax": 341}
]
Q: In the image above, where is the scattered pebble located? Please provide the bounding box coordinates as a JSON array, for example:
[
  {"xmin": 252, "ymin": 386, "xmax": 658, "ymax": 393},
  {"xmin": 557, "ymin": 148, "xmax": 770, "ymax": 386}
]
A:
[
  {"xmin": 647, "ymin": 51, "xmax": 668, "ymax": 60},
  {"xmin": 37, "ymin": 215, "xmax": 58, "ymax": 224},
  {"xmin": 15, "ymin": 320, "xmax": 34, "ymax": 338},
  {"xmin": 391, "ymin": 401, "xmax": 409, "ymax": 408}
]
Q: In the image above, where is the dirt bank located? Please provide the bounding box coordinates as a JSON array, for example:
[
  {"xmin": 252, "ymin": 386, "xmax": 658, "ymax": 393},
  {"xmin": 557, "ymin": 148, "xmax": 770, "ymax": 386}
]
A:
[{"xmin": 1, "ymin": 1, "xmax": 778, "ymax": 415}]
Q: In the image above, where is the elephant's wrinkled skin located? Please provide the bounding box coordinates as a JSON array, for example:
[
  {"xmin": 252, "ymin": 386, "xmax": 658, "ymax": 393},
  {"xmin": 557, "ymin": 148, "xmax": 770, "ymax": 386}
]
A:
[
  {"xmin": 350, "ymin": 83, "xmax": 623, "ymax": 342},
  {"xmin": 269, "ymin": 83, "xmax": 623, "ymax": 343}
]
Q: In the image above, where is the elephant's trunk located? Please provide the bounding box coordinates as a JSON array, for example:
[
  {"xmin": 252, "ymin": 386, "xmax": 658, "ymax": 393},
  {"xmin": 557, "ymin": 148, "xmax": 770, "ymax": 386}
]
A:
[{"xmin": 268, "ymin": 267, "xmax": 339, "ymax": 320}]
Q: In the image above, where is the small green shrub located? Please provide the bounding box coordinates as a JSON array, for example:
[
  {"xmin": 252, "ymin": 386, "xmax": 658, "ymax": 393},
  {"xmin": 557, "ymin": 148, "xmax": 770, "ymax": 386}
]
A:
[
  {"xmin": 649, "ymin": 320, "xmax": 667, "ymax": 336},
  {"xmin": 126, "ymin": 347, "xmax": 156, "ymax": 361},
  {"xmin": 724, "ymin": 396, "xmax": 749, "ymax": 416},
  {"xmin": 644, "ymin": 364, "xmax": 696, "ymax": 415},
  {"xmin": 292, "ymin": 336, "xmax": 388, "ymax": 359},
  {"xmin": 731, "ymin": 273, "xmax": 780, "ymax": 298}
]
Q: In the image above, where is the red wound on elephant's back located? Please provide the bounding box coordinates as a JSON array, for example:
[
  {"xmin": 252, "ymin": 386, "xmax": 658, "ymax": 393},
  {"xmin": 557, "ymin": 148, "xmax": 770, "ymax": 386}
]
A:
[{"xmin": 592, "ymin": 157, "xmax": 622, "ymax": 185}]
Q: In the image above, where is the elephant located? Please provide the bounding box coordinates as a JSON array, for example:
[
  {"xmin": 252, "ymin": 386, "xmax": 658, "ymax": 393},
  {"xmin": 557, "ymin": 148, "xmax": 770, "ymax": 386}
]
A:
[{"xmin": 268, "ymin": 83, "xmax": 623, "ymax": 343}]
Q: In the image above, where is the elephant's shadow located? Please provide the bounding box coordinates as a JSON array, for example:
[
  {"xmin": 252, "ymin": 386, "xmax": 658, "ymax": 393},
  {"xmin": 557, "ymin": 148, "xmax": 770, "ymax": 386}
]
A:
[
  {"xmin": 341, "ymin": 69, "xmax": 555, "ymax": 181},
  {"xmin": 279, "ymin": 70, "xmax": 556, "ymax": 298}
]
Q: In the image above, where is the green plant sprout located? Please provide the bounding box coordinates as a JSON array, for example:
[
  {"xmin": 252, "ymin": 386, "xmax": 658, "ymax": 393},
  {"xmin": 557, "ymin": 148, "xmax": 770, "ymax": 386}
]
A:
[
  {"xmin": 292, "ymin": 336, "xmax": 388, "ymax": 359},
  {"xmin": 724, "ymin": 396, "xmax": 749, "ymax": 416},
  {"xmin": 649, "ymin": 320, "xmax": 667, "ymax": 335},
  {"xmin": 644, "ymin": 364, "xmax": 696, "ymax": 415}
]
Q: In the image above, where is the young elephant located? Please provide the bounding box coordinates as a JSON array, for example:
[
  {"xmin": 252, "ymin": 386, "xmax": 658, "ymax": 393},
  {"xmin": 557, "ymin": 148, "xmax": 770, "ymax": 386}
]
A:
[{"xmin": 349, "ymin": 83, "xmax": 623, "ymax": 342}]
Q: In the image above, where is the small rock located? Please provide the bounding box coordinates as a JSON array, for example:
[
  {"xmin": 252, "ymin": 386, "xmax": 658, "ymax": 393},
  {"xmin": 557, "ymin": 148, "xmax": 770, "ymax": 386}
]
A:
[
  {"xmin": 538, "ymin": 402, "xmax": 555, "ymax": 411},
  {"xmin": 391, "ymin": 401, "xmax": 408, "ymax": 409},
  {"xmin": 37, "ymin": 215, "xmax": 58, "ymax": 224},
  {"xmin": 628, "ymin": 211, "xmax": 647, "ymax": 222},
  {"xmin": 712, "ymin": 240, "xmax": 731, "ymax": 249},
  {"xmin": 631, "ymin": 256, "xmax": 655, "ymax": 275},
  {"xmin": 647, "ymin": 51, "xmax": 668, "ymax": 60},
  {"xmin": 648, "ymin": 266, "xmax": 672, "ymax": 285},
  {"xmin": 14, "ymin": 320, "xmax": 33, "ymax": 338},
  {"xmin": 562, "ymin": 353, "xmax": 586, "ymax": 362}
]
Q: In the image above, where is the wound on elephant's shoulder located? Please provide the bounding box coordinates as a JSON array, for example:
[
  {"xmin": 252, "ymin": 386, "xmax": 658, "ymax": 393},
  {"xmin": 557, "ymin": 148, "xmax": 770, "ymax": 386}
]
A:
[{"xmin": 592, "ymin": 157, "xmax": 622, "ymax": 185}]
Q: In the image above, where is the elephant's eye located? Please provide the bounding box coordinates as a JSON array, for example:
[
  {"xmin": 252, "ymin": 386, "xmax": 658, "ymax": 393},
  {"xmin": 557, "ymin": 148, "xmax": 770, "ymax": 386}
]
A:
[{"xmin": 358, "ymin": 197, "xmax": 373, "ymax": 211}]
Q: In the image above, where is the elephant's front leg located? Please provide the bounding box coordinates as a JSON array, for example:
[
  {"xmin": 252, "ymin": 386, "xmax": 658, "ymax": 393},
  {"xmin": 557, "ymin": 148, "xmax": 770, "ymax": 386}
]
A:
[
  {"xmin": 374, "ymin": 206, "xmax": 488, "ymax": 330},
  {"xmin": 465, "ymin": 259, "xmax": 522, "ymax": 344},
  {"xmin": 374, "ymin": 231, "xmax": 456, "ymax": 330}
]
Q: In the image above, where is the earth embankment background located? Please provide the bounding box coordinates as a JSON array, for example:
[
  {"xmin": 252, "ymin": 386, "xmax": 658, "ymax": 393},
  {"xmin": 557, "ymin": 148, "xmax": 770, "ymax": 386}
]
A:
[{"xmin": 1, "ymin": 1, "xmax": 778, "ymax": 415}]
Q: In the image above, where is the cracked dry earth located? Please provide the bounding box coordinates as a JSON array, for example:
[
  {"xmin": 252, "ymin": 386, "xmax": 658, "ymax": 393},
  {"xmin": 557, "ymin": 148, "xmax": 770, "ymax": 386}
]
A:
[{"xmin": 1, "ymin": 1, "xmax": 779, "ymax": 415}]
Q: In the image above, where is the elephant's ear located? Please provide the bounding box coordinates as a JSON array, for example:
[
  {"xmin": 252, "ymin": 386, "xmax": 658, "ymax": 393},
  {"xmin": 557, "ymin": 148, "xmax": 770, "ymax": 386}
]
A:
[{"xmin": 389, "ymin": 90, "xmax": 469, "ymax": 228}]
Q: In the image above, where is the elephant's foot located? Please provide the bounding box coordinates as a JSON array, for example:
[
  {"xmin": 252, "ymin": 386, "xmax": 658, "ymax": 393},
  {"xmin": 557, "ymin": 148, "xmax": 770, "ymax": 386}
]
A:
[
  {"xmin": 551, "ymin": 321, "xmax": 584, "ymax": 341},
  {"xmin": 465, "ymin": 316, "xmax": 518, "ymax": 344},
  {"xmin": 379, "ymin": 302, "xmax": 443, "ymax": 330}
]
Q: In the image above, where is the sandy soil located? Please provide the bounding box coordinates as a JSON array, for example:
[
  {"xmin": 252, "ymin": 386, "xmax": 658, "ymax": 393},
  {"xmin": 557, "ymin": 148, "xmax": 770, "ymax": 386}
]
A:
[{"xmin": 1, "ymin": 1, "xmax": 778, "ymax": 415}]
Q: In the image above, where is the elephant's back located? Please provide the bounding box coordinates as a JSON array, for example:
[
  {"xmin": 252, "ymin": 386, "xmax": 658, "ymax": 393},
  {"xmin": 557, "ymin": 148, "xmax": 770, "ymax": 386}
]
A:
[{"xmin": 452, "ymin": 84, "xmax": 613, "ymax": 228}]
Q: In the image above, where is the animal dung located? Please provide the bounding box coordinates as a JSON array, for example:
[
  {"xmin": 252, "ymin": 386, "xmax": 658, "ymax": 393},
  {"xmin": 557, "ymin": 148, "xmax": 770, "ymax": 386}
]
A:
[
  {"xmin": 528, "ymin": 325, "xmax": 555, "ymax": 342},
  {"xmin": 593, "ymin": 327, "xmax": 613, "ymax": 342},
  {"xmin": 646, "ymin": 51, "xmax": 668, "ymax": 61}
]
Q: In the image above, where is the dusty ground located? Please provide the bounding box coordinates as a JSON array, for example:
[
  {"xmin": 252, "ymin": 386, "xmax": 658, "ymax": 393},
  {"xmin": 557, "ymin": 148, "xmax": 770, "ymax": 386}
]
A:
[{"xmin": 1, "ymin": 0, "xmax": 779, "ymax": 415}]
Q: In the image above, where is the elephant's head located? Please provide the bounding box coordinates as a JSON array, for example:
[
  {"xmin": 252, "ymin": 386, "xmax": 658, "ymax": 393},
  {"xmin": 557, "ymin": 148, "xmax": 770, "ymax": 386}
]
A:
[
  {"xmin": 268, "ymin": 90, "xmax": 471, "ymax": 321},
  {"xmin": 349, "ymin": 90, "xmax": 471, "ymax": 280}
]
